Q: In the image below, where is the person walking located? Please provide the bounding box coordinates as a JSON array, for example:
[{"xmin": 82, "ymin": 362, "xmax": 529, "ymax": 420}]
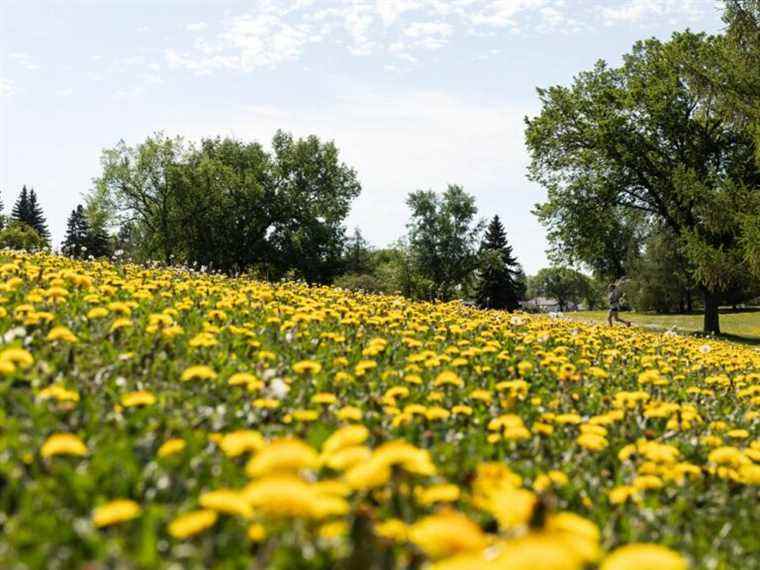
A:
[{"xmin": 608, "ymin": 277, "xmax": 632, "ymax": 327}]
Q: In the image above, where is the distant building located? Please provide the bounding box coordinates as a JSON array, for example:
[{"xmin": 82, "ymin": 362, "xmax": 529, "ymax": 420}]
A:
[{"xmin": 523, "ymin": 297, "xmax": 581, "ymax": 312}]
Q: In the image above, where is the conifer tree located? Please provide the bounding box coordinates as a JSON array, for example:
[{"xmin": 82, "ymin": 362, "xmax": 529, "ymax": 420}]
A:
[
  {"xmin": 62, "ymin": 205, "xmax": 90, "ymax": 258},
  {"xmin": 11, "ymin": 186, "xmax": 30, "ymax": 224},
  {"xmin": 62, "ymin": 204, "xmax": 112, "ymax": 258},
  {"xmin": 85, "ymin": 215, "xmax": 112, "ymax": 258},
  {"xmin": 475, "ymin": 215, "xmax": 524, "ymax": 311},
  {"xmin": 26, "ymin": 190, "xmax": 50, "ymax": 244},
  {"xmin": 11, "ymin": 187, "xmax": 50, "ymax": 244}
]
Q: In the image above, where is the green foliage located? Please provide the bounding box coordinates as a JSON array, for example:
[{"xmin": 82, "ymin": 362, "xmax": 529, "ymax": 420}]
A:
[
  {"xmin": 525, "ymin": 30, "xmax": 760, "ymax": 333},
  {"xmin": 475, "ymin": 215, "xmax": 524, "ymax": 311},
  {"xmin": 333, "ymin": 272, "xmax": 387, "ymax": 293},
  {"xmin": 527, "ymin": 267, "xmax": 593, "ymax": 311},
  {"xmin": 406, "ymin": 185, "xmax": 484, "ymax": 300},
  {"xmin": 628, "ymin": 226, "xmax": 696, "ymax": 313},
  {"xmin": 94, "ymin": 133, "xmax": 186, "ymax": 263},
  {"xmin": 0, "ymin": 221, "xmax": 48, "ymax": 251},
  {"xmin": 92, "ymin": 132, "xmax": 361, "ymax": 282}
]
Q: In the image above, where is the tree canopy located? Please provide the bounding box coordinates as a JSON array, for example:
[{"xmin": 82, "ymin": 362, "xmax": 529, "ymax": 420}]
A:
[
  {"xmin": 526, "ymin": 30, "xmax": 760, "ymax": 333},
  {"xmin": 406, "ymin": 185, "xmax": 484, "ymax": 300},
  {"xmin": 92, "ymin": 131, "xmax": 360, "ymax": 282}
]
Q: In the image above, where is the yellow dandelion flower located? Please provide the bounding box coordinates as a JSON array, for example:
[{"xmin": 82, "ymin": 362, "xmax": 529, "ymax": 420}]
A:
[
  {"xmin": 157, "ymin": 438, "xmax": 186, "ymax": 458},
  {"xmin": 409, "ymin": 511, "xmax": 487, "ymax": 560},
  {"xmin": 46, "ymin": 326, "xmax": 78, "ymax": 343},
  {"xmin": 292, "ymin": 360, "xmax": 322, "ymax": 375},
  {"xmin": 109, "ymin": 318, "xmax": 133, "ymax": 333},
  {"xmin": 41, "ymin": 433, "xmax": 88, "ymax": 458},
  {"xmin": 199, "ymin": 489, "xmax": 252, "ymax": 518},
  {"xmin": 322, "ymin": 425, "xmax": 369, "ymax": 455},
  {"xmin": 180, "ymin": 365, "xmax": 217, "ymax": 382},
  {"xmin": 87, "ymin": 307, "xmax": 109, "ymax": 319},
  {"xmin": 121, "ymin": 390, "xmax": 156, "ymax": 407},
  {"xmin": 0, "ymin": 347, "xmax": 34, "ymax": 369},
  {"xmin": 92, "ymin": 499, "xmax": 141, "ymax": 528},
  {"xmin": 247, "ymin": 522, "xmax": 267, "ymax": 542},
  {"xmin": 601, "ymin": 544, "xmax": 688, "ymax": 570},
  {"xmin": 218, "ymin": 430, "xmax": 265, "ymax": 457},
  {"xmin": 245, "ymin": 438, "xmax": 319, "ymax": 477},
  {"xmin": 168, "ymin": 510, "xmax": 218, "ymax": 539}
]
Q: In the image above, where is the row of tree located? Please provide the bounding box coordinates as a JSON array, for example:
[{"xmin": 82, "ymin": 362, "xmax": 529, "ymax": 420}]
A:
[
  {"xmin": 2, "ymin": 135, "xmax": 528, "ymax": 312},
  {"xmin": 335, "ymin": 202, "xmax": 525, "ymax": 311},
  {"xmin": 0, "ymin": 186, "xmax": 111, "ymax": 257}
]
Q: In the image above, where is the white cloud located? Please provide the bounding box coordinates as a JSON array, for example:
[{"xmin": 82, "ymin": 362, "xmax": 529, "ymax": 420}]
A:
[
  {"xmin": 470, "ymin": 0, "xmax": 546, "ymax": 28},
  {"xmin": 227, "ymin": 14, "xmax": 313, "ymax": 70},
  {"xmin": 601, "ymin": 0, "xmax": 704, "ymax": 25},
  {"xmin": 376, "ymin": 0, "xmax": 422, "ymax": 25},
  {"xmin": 56, "ymin": 87, "xmax": 74, "ymax": 97},
  {"xmin": 167, "ymin": 88, "xmax": 545, "ymax": 268},
  {"xmin": 9, "ymin": 52, "xmax": 41, "ymax": 71},
  {"xmin": 163, "ymin": 0, "xmax": 715, "ymax": 74},
  {"xmin": 0, "ymin": 78, "xmax": 17, "ymax": 97}
]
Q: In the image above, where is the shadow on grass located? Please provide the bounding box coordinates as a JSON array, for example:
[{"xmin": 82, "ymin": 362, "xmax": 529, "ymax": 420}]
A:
[{"xmin": 688, "ymin": 331, "xmax": 760, "ymax": 347}]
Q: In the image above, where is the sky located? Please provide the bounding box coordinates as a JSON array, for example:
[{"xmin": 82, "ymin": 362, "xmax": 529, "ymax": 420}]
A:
[{"xmin": 0, "ymin": 0, "xmax": 725, "ymax": 274}]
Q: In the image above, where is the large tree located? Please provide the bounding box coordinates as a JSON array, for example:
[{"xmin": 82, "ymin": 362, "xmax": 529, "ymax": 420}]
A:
[
  {"xmin": 526, "ymin": 31, "xmax": 760, "ymax": 334},
  {"xmin": 266, "ymin": 131, "xmax": 361, "ymax": 282},
  {"xmin": 406, "ymin": 185, "xmax": 484, "ymax": 300},
  {"xmin": 475, "ymin": 215, "xmax": 524, "ymax": 310},
  {"xmin": 94, "ymin": 131, "xmax": 360, "ymax": 281}
]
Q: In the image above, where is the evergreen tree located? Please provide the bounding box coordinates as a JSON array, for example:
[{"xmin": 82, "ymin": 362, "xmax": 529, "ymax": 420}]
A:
[
  {"xmin": 11, "ymin": 186, "xmax": 30, "ymax": 224},
  {"xmin": 11, "ymin": 187, "xmax": 49, "ymax": 244},
  {"xmin": 475, "ymin": 215, "xmax": 524, "ymax": 311},
  {"xmin": 343, "ymin": 228, "xmax": 373, "ymax": 274},
  {"xmin": 62, "ymin": 204, "xmax": 113, "ymax": 259},
  {"xmin": 86, "ymin": 218, "xmax": 112, "ymax": 258},
  {"xmin": 62, "ymin": 205, "xmax": 90, "ymax": 258},
  {"xmin": 26, "ymin": 190, "xmax": 50, "ymax": 244}
]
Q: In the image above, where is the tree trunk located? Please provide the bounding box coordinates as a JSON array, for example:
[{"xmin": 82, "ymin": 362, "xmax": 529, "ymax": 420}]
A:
[
  {"xmin": 686, "ymin": 291, "xmax": 693, "ymax": 313},
  {"xmin": 702, "ymin": 288, "xmax": 721, "ymax": 335}
]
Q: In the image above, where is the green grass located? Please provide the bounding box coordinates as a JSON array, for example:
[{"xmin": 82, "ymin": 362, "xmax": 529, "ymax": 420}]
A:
[{"xmin": 569, "ymin": 309, "xmax": 760, "ymax": 345}]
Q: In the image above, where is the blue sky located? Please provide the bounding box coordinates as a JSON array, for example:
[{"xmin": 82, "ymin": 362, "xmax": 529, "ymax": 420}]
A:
[{"xmin": 1, "ymin": 0, "xmax": 724, "ymax": 273}]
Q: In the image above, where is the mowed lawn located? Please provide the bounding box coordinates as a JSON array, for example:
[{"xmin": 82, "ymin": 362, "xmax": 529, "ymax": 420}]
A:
[{"xmin": 569, "ymin": 309, "xmax": 760, "ymax": 345}]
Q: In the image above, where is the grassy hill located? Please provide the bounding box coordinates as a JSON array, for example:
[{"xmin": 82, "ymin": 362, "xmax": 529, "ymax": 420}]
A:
[{"xmin": 0, "ymin": 251, "xmax": 758, "ymax": 569}]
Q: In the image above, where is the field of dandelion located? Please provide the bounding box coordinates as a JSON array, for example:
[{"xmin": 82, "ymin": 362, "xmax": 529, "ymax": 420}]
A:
[{"xmin": 0, "ymin": 251, "xmax": 757, "ymax": 570}]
